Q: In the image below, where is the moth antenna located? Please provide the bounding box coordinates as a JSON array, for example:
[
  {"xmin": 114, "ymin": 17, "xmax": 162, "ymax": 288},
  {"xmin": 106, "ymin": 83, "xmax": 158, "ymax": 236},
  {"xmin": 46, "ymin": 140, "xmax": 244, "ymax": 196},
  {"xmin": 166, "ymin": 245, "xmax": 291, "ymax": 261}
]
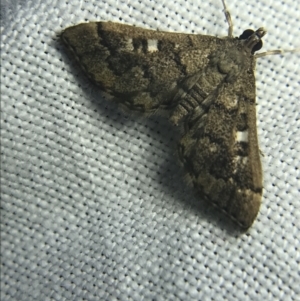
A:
[
  {"xmin": 221, "ymin": 0, "xmax": 233, "ymax": 37},
  {"xmin": 255, "ymin": 48, "xmax": 300, "ymax": 58}
]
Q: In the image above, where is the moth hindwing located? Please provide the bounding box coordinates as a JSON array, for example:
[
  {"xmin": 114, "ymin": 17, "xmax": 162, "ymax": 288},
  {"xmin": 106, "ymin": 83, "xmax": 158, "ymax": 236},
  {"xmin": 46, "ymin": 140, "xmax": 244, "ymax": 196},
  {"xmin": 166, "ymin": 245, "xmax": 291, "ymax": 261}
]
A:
[{"xmin": 61, "ymin": 4, "xmax": 268, "ymax": 229}]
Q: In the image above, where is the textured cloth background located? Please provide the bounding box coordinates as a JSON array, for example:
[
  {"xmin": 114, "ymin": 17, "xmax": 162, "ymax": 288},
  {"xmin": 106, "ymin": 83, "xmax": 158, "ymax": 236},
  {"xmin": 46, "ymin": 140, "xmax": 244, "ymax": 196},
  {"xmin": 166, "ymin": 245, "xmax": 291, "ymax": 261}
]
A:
[{"xmin": 1, "ymin": 0, "xmax": 299, "ymax": 300}]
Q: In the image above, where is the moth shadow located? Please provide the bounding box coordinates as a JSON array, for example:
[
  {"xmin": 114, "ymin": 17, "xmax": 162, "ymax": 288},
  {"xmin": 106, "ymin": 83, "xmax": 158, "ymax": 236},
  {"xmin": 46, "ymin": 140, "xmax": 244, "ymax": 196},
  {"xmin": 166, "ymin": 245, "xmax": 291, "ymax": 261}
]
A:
[{"xmin": 58, "ymin": 37, "xmax": 244, "ymax": 236}]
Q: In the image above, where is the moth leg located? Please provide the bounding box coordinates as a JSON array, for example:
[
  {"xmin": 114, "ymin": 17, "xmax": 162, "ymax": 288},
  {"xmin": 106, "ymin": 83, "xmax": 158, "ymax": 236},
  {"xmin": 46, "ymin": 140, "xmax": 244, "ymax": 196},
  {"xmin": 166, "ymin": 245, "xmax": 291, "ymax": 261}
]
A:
[{"xmin": 221, "ymin": 0, "xmax": 233, "ymax": 37}]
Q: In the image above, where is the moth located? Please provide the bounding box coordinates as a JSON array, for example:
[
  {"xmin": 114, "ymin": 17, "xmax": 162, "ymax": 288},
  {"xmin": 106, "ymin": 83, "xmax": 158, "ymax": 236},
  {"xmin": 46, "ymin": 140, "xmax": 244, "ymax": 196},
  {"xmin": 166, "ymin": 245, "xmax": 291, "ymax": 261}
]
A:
[{"xmin": 61, "ymin": 0, "xmax": 298, "ymax": 228}]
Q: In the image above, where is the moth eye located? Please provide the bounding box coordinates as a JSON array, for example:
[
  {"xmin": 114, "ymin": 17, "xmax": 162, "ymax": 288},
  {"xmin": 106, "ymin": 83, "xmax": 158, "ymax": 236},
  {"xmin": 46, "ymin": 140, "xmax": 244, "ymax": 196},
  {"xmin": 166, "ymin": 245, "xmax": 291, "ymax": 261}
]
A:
[{"xmin": 238, "ymin": 29, "xmax": 255, "ymax": 40}]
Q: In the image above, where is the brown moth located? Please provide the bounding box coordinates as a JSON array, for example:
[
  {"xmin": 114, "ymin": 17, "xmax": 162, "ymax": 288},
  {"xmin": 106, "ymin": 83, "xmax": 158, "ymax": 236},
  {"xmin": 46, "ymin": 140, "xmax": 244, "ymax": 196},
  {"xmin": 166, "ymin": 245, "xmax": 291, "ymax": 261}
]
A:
[{"xmin": 60, "ymin": 0, "xmax": 297, "ymax": 228}]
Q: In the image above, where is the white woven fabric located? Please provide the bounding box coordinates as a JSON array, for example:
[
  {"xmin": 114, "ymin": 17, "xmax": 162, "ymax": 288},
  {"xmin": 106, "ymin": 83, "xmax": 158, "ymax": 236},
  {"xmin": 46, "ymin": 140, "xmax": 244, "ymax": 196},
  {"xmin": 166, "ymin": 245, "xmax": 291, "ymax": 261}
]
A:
[{"xmin": 1, "ymin": 0, "xmax": 299, "ymax": 300}]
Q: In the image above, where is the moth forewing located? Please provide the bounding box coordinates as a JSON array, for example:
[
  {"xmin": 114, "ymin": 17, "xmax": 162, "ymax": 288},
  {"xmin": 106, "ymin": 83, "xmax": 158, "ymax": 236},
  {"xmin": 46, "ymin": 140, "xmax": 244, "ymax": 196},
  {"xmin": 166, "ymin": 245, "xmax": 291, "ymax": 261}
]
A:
[{"xmin": 61, "ymin": 21, "xmax": 223, "ymax": 114}]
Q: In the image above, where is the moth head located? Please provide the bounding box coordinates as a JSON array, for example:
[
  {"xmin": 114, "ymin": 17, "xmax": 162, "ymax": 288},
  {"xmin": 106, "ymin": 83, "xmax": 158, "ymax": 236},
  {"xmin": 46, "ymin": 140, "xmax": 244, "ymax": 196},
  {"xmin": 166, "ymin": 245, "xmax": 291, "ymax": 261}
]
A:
[{"xmin": 238, "ymin": 27, "xmax": 267, "ymax": 54}]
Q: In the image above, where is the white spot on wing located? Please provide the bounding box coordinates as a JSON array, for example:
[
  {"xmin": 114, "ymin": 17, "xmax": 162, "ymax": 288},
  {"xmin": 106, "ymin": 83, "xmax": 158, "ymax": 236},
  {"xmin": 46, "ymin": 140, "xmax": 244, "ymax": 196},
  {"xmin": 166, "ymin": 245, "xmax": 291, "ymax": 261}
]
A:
[
  {"xmin": 147, "ymin": 39, "xmax": 158, "ymax": 52},
  {"xmin": 236, "ymin": 130, "xmax": 248, "ymax": 142}
]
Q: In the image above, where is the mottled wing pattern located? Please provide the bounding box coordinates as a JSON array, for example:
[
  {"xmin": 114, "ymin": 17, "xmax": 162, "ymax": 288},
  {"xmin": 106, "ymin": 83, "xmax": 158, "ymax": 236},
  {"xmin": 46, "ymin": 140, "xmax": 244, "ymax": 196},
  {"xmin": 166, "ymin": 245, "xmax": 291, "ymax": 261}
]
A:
[
  {"xmin": 61, "ymin": 22, "xmax": 221, "ymax": 114},
  {"xmin": 178, "ymin": 70, "xmax": 263, "ymax": 228},
  {"xmin": 61, "ymin": 22, "xmax": 263, "ymax": 228}
]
